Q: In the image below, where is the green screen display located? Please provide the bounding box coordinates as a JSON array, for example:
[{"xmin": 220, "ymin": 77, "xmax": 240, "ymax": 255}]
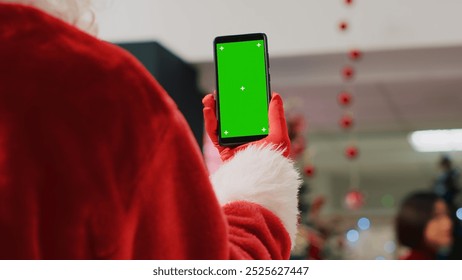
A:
[{"xmin": 216, "ymin": 39, "xmax": 269, "ymax": 139}]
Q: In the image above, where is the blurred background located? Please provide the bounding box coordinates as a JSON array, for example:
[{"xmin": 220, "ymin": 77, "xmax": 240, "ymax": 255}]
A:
[{"xmin": 95, "ymin": 0, "xmax": 462, "ymax": 259}]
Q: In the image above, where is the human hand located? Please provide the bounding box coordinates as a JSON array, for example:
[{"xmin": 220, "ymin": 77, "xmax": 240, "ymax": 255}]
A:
[{"xmin": 202, "ymin": 92, "xmax": 290, "ymax": 162}]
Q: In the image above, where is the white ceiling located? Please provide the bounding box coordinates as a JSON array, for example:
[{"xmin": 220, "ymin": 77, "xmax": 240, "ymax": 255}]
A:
[{"xmin": 98, "ymin": 0, "xmax": 462, "ymax": 62}]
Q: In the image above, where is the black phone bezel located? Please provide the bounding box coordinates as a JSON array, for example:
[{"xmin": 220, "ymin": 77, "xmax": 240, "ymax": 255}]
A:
[{"xmin": 213, "ymin": 33, "xmax": 271, "ymax": 147}]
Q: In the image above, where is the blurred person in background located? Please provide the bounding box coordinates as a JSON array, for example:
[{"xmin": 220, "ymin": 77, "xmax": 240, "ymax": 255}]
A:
[
  {"xmin": 432, "ymin": 155, "xmax": 462, "ymax": 259},
  {"xmin": 0, "ymin": 0, "xmax": 300, "ymax": 259},
  {"xmin": 433, "ymin": 155, "xmax": 460, "ymax": 207},
  {"xmin": 396, "ymin": 192, "xmax": 453, "ymax": 260}
]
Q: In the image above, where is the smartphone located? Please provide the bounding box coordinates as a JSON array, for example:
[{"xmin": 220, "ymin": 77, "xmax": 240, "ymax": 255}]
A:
[{"xmin": 214, "ymin": 33, "xmax": 271, "ymax": 146}]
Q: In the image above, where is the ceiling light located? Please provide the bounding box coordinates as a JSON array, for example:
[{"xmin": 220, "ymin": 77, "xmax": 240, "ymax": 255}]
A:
[{"xmin": 408, "ymin": 129, "xmax": 462, "ymax": 152}]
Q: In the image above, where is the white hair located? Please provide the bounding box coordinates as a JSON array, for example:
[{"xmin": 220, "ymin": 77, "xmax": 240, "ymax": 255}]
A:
[{"xmin": 1, "ymin": 0, "xmax": 98, "ymax": 35}]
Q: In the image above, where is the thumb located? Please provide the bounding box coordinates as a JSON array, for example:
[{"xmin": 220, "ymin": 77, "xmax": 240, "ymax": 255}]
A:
[{"xmin": 202, "ymin": 94, "xmax": 219, "ymax": 145}]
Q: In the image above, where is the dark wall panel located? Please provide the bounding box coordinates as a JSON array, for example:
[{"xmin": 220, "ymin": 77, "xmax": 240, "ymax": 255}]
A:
[{"xmin": 118, "ymin": 41, "xmax": 204, "ymax": 148}]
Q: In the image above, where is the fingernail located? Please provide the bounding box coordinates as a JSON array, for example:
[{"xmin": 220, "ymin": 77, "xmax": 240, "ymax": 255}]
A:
[{"xmin": 202, "ymin": 95, "xmax": 210, "ymax": 105}]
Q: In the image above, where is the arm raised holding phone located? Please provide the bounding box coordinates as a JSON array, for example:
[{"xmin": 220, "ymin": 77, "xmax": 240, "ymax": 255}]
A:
[{"xmin": 203, "ymin": 91, "xmax": 300, "ymax": 258}]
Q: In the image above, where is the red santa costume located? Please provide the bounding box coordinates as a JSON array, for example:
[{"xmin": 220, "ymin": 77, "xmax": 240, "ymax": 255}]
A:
[{"xmin": 0, "ymin": 2, "xmax": 300, "ymax": 259}]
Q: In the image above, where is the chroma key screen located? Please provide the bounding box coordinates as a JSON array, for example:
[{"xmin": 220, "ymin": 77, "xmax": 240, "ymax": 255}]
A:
[{"xmin": 215, "ymin": 39, "xmax": 270, "ymax": 139}]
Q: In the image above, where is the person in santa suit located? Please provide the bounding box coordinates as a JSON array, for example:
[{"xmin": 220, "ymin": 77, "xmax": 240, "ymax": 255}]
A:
[{"xmin": 0, "ymin": 1, "xmax": 300, "ymax": 259}]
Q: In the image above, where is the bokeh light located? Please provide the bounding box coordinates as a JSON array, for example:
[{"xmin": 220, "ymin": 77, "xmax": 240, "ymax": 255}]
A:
[
  {"xmin": 346, "ymin": 229, "xmax": 360, "ymax": 243},
  {"xmin": 456, "ymin": 208, "xmax": 462, "ymax": 220},
  {"xmin": 384, "ymin": 241, "xmax": 396, "ymax": 253},
  {"xmin": 357, "ymin": 217, "xmax": 371, "ymax": 230}
]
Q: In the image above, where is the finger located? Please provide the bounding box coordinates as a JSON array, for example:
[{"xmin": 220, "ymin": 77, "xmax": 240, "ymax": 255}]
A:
[{"xmin": 202, "ymin": 93, "xmax": 215, "ymax": 108}]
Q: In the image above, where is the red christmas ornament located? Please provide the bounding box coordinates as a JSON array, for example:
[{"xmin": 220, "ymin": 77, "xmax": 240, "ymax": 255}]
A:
[
  {"xmin": 345, "ymin": 145, "xmax": 359, "ymax": 159},
  {"xmin": 304, "ymin": 165, "xmax": 316, "ymax": 177},
  {"xmin": 344, "ymin": 0, "xmax": 354, "ymax": 5},
  {"xmin": 342, "ymin": 66, "xmax": 355, "ymax": 80},
  {"xmin": 339, "ymin": 21, "xmax": 348, "ymax": 31},
  {"xmin": 348, "ymin": 49, "xmax": 362, "ymax": 61},
  {"xmin": 340, "ymin": 115, "xmax": 354, "ymax": 129},
  {"xmin": 345, "ymin": 189, "xmax": 364, "ymax": 210},
  {"xmin": 287, "ymin": 115, "xmax": 307, "ymax": 159},
  {"xmin": 338, "ymin": 91, "xmax": 353, "ymax": 106}
]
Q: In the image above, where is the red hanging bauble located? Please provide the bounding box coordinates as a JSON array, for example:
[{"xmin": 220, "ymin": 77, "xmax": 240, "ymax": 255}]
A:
[
  {"xmin": 345, "ymin": 189, "xmax": 364, "ymax": 210},
  {"xmin": 348, "ymin": 49, "xmax": 362, "ymax": 61},
  {"xmin": 338, "ymin": 21, "xmax": 349, "ymax": 31},
  {"xmin": 338, "ymin": 91, "xmax": 353, "ymax": 106},
  {"xmin": 304, "ymin": 165, "xmax": 316, "ymax": 177},
  {"xmin": 344, "ymin": 0, "xmax": 354, "ymax": 5},
  {"xmin": 342, "ymin": 66, "xmax": 355, "ymax": 80},
  {"xmin": 345, "ymin": 145, "xmax": 359, "ymax": 159},
  {"xmin": 340, "ymin": 114, "xmax": 354, "ymax": 129}
]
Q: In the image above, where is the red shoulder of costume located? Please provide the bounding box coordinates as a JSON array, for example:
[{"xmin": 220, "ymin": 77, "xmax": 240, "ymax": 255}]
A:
[{"xmin": 0, "ymin": 3, "xmax": 187, "ymax": 259}]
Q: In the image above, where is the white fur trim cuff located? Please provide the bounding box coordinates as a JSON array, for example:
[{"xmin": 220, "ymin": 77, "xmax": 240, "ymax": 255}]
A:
[{"xmin": 210, "ymin": 145, "xmax": 301, "ymax": 247}]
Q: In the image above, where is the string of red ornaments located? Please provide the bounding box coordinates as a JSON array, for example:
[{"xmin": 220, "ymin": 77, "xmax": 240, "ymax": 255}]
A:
[
  {"xmin": 338, "ymin": 0, "xmax": 364, "ymax": 210},
  {"xmin": 303, "ymin": 1, "xmax": 362, "ymax": 181}
]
